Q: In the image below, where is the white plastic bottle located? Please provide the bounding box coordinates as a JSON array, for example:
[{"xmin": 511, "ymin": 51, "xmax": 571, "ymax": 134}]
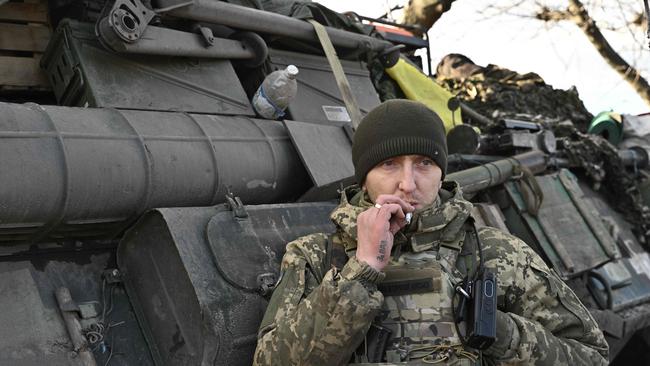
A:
[{"xmin": 252, "ymin": 65, "xmax": 299, "ymax": 119}]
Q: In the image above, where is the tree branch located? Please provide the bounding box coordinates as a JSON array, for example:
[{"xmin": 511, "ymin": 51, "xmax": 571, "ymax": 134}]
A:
[
  {"xmin": 565, "ymin": 0, "xmax": 650, "ymax": 106},
  {"xmin": 400, "ymin": 0, "xmax": 457, "ymax": 36},
  {"xmin": 536, "ymin": 6, "xmax": 570, "ymax": 22},
  {"xmin": 535, "ymin": 0, "xmax": 650, "ymax": 106}
]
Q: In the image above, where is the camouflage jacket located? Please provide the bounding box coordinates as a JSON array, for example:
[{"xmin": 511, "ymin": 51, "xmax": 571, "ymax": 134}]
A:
[{"xmin": 254, "ymin": 183, "xmax": 609, "ymax": 365}]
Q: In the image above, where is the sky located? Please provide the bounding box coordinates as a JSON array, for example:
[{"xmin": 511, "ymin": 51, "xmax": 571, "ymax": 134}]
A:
[{"xmin": 317, "ymin": 0, "xmax": 650, "ymax": 116}]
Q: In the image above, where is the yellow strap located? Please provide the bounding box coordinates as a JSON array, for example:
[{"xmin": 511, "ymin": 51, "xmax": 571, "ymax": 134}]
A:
[
  {"xmin": 385, "ymin": 57, "xmax": 462, "ymax": 133},
  {"xmin": 307, "ymin": 19, "xmax": 363, "ymax": 129}
]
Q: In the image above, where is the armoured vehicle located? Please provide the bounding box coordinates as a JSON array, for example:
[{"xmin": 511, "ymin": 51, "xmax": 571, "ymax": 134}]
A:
[{"xmin": 1, "ymin": 1, "xmax": 649, "ymax": 365}]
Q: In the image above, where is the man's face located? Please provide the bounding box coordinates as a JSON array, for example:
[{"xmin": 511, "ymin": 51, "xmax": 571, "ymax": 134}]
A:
[{"xmin": 363, "ymin": 154, "xmax": 442, "ymax": 210}]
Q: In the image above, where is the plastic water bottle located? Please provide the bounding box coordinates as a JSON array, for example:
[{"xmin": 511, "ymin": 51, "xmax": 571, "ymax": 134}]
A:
[{"xmin": 252, "ymin": 65, "xmax": 299, "ymax": 119}]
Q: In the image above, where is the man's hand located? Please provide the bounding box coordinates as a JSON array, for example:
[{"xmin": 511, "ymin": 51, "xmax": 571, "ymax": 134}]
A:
[{"xmin": 356, "ymin": 195, "xmax": 414, "ymax": 271}]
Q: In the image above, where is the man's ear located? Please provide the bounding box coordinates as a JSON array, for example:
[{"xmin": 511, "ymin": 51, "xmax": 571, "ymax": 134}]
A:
[{"xmin": 438, "ymin": 181, "xmax": 442, "ymax": 190}]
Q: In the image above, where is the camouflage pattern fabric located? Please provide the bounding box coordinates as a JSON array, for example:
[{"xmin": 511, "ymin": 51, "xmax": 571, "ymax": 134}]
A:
[{"xmin": 254, "ymin": 183, "xmax": 609, "ymax": 365}]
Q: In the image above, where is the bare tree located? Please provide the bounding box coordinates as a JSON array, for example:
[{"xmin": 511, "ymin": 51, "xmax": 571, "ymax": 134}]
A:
[
  {"xmin": 400, "ymin": 0, "xmax": 650, "ymax": 107},
  {"xmin": 535, "ymin": 0, "xmax": 650, "ymax": 106}
]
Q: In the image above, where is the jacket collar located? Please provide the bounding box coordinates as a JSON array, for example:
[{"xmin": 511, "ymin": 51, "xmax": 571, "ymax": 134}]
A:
[{"xmin": 330, "ymin": 182, "xmax": 473, "ymax": 253}]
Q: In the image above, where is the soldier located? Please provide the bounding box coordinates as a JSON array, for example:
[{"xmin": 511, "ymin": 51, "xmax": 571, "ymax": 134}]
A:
[{"xmin": 253, "ymin": 99, "xmax": 609, "ymax": 365}]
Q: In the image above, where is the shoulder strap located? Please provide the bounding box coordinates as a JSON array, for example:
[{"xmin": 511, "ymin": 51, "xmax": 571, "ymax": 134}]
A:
[
  {"xmin": 455, "ymin": 221, "xmax": 480, "ymax": 279},
  {"xmin": 325, "ymin": 232, "xmax": 349, "ymax": 272}
]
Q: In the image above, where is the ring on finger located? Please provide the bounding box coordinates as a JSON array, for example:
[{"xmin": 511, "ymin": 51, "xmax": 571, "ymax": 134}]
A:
[{"xmin": 374, "ymin": 203, "xmax": 382, "ymax": 209}]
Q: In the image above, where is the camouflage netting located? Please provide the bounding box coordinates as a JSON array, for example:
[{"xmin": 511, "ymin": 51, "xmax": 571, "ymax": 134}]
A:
[
  {"xmin": 432, "ymin": 53, "xmax": 650, "ymax": 246},
  {"xmin": 434, "ymin": 54, "xmax": 594, "ymax": 132}
]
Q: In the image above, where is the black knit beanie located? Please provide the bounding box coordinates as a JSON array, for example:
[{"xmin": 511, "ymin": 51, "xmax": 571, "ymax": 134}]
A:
[{"xmin": 352, "ymin": 99, "xmax": 448, "ymax": 184}]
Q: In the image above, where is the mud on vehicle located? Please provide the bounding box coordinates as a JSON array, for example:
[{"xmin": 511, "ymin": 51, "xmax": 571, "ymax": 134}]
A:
[{"xmin": 0, "ymin": 0, "xmax": 649, "ymax": 365}]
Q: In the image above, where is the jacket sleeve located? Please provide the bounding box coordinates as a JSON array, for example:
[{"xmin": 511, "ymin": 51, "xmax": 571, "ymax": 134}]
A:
[
  {"xmin": 253, "ymin": 234, "xmax": 384, "ymax": 366},
  {"xmin": 480, "ymin": 228, "xmax": 609, "ymax": 365}
]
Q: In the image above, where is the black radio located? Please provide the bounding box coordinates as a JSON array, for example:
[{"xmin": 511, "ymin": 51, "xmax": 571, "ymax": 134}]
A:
[{"xmin": 466, "ymin": 270, "xmax": 497, "ymax": 349}]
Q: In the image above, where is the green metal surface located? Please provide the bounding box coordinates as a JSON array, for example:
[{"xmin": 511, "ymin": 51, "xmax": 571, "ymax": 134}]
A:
[{"xmin": 504, "ymin": 169, "xmax": 616, "ymax": 279}]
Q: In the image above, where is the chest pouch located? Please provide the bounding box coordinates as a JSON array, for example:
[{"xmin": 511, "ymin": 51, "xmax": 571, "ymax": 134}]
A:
[{"xmin": 378, "ymin": 266, "xmax": 443, "ymax": 297}]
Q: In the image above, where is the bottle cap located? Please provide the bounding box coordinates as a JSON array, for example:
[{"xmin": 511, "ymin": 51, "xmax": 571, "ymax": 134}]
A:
[{"xmin": 286, "ymin": 65, "xmax": 299, "ymax": 79}]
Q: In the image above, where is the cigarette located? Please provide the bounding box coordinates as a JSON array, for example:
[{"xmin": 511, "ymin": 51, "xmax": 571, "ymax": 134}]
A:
[{"xmin": 405, "ymin": 212, "xmax": 413, "ymax": 224}]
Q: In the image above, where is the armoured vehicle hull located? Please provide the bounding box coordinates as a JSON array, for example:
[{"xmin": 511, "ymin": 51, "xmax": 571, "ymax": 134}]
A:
[{"xmin": 1, "ymin": 0, "xmax": 649, "ymax": 365}]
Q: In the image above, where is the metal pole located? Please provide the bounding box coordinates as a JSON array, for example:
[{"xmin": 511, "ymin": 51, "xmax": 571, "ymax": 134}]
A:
[
  {"xmin": 446, "ymin": 150, "xmax": 548, "ymax": 196},
  {"xmin": 158, "ymin": 0, "xmax": 392, "ymax": 52},
  {"xmin": 100, "ymin": 24, "xmax": 258, "ymax": 59}
]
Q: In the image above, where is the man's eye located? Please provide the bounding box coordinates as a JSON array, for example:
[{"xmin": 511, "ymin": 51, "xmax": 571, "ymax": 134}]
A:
[
  {"xmin": 420, "ymin": 159, "xmax": 434, "ymax": 166},
  {"xmin": 381, "ymin": 159, "xmax": 395, "ymax": 167}
]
